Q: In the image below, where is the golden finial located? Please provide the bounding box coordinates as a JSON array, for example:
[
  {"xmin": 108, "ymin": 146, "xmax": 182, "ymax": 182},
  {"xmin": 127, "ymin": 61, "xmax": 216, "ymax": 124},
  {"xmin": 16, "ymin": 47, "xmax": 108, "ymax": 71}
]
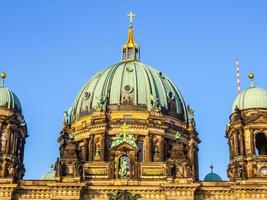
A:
[
  {"xmin": 121, "ymin": 12, "xmax": 140, "ymax": 61},
  {"xmin": 248, "ymin": 72, "xmax": 255, "ymax": 88},
  {"xmin": 248, "ymin": 72, "xmax": 254, "ymax": 80},
  {"xmin": 1, "ymin": 72, "xmax": 7, "ymax": 80},
  {"xmin": 0, "ymin": 72, "xmax": 7, "ymax": 86},
  {"xmin": 210, "ymin": 163, "xmax": 214, "ymax": 173}
]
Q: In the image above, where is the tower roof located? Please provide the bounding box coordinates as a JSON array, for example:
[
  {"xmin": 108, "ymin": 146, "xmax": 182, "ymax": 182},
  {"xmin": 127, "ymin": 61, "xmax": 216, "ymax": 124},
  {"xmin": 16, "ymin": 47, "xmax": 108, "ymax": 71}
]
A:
[
  {"xmin": 204, "ymin": 164, "xmax": 222, "ymax": 181},
  {"xmin": 232, "ymin": 73, "xmax": 267, "ymax": 113},
  {"xmin": 0, "ymin": 73, "xmax": 22, "ymax": 112}
]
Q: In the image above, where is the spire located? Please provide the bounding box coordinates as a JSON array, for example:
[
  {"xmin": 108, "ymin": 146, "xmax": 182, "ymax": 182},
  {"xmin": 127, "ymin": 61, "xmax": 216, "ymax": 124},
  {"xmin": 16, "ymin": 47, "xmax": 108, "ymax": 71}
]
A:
[
  {"xmin": 210, "ymin": 163, "xmax": 214, "ymax": 173},
  {"xmin": 236, "ymin": 58, "xmax": 241, "ymax": 94},
  {"xmin": 0, "ymin": 72, "xmax": 7, "ymax": 87},
  {"xmin": 121, "ymin": 12, "xmax": 140, "ymax": 61},
  {"xmin": 248, "ymin": 72, "xmax": 255, "ymax": 88}
]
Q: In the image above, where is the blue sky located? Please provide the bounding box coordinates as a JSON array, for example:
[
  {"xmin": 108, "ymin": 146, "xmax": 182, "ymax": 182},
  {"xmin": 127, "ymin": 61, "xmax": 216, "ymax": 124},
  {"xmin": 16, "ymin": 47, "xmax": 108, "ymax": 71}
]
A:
[{"xmin": 1, "ymin": 1, "xmax": 267, "ymax": 180}]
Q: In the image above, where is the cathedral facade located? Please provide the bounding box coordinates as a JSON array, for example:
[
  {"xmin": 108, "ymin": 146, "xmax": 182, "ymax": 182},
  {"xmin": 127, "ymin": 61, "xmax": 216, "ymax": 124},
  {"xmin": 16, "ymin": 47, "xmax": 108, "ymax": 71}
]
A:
[{"xmin": 0, "ymin": 15, "xmax": 267, "ymax": 200}]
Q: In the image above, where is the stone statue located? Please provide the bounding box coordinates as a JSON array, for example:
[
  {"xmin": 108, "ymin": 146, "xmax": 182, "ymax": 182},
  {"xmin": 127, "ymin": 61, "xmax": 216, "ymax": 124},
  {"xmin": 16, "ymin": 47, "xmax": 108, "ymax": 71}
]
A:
[
  {"xmin": 187, "ymin": 105, "xmax": 195, "ymax": 127},
  {"xmin": 150, "ymin": 95, "xmax": 161, "ymax": 111},
  {"xmin": 95, "ymin": 96, "xmax": 106, "ymax": 112},
  {"xmin": 111, "ymin": 134, "xmax": 123, "ymax": 148},
  {"xmin": 54, "ymin": 158, "xmax": 61, "ymax": 176},
  {"xmin": 119, "ymin": 157, "xmax": 129, "ymax": 178},
  {"xmin": 175, "ymin": 131, "xmax": 181, "ymax": 141},
  {"xmin": 111, "ymin": 134, "xmax": 137, "ymax": 149},
  {"xmin": 63, "ymin": 108, "xmax": 72, "ymax": 125}
]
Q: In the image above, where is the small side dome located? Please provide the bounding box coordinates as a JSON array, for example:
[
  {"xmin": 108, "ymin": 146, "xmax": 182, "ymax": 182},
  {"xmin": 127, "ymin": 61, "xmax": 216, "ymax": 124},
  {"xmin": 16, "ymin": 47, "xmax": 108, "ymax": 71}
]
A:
[
  {"xmin": 40, "ymin": 164, "xmax": 55, "ymax": 180},
  {"xmin": 40, "ymin": 171, "xmax": 55, "ymax": 180},
  {"xmin": 232, "ymin": 73, "xmax": 267, "ymax": 113},
  {"xmin": 204, "ymin": 165, "xmax": 222, "ymax": 181},
  {"xmin": 0, "ymin": 73, "xmax": 22, "ymax": 112}
]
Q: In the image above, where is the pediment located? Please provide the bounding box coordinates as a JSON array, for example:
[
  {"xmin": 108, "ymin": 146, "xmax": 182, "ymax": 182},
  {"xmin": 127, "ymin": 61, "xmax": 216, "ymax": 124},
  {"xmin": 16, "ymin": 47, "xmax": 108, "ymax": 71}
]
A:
[
  {"xmin": 248, "ymin": 114, "xmax": 267, "ymax": 123},
  {"xmin": 111, "ymin": 141, "xmax": 137, "ymax": 151}
]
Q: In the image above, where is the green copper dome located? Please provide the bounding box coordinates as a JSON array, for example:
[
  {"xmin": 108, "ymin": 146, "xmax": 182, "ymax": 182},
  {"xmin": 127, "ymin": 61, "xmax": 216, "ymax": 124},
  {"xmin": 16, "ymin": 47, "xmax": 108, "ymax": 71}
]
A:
[
  {"xmin": 72, "ymin": 61, "xmax": 187, "ymax": 122},
  {"xmin": 40, "ymin": 171, "xmax": 55, "ymax": 180},
  {"xmin": 232, "ymin": 83, "xmax": 267, "ymax": 113},
  {"xmin": 204, "ymin": 172, "xmax": 222, "ymax": 181},
  {"xmin": 0, "ymin": 86, "xmax": 22, "ymax": 112},
  {"xmin": 204, "ymin": 165, "xmax": 222, "ymax": 181}
]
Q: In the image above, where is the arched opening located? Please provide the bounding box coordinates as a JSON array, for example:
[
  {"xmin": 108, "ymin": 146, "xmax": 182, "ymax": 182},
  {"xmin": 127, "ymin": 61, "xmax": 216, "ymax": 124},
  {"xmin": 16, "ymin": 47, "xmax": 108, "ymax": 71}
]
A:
[{"xmin": 255, "ymin": 133, "xmax": 267, "ymax": 155}]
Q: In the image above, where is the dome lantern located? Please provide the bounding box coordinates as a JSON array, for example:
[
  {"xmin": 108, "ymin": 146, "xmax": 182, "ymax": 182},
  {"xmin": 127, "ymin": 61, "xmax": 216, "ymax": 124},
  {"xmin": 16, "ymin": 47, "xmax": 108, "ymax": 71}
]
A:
[{"xmin": 121, "ymin": 12, "xmax": 140, "ymax": 61}]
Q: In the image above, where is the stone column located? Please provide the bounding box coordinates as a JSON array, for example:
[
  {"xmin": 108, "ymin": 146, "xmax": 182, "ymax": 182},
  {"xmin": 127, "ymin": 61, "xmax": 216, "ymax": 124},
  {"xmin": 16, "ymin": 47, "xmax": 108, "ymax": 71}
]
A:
[
  {"xmin": 239, "ymin": 131, "xmax": 245, "ymax": 155},
  {"xmin": 159, "ymin": 135, "xmax": 164, "ymax": 161},
  {"xmin": 144, "ymin": 135, "xmax": 150, "ymax": 162},
  {"xmin": 88, "ymin": 135, "xmax": 94, "ymax": 161},
  {"xmin": 100, "ymin": 133, "xmax": 105, "ymax": 161},
  {"xmin": 81, "ymin": 141, "xmax": 87, "ymax": 161},
  {"xmin": 234, "ymin": 133, "xmax": 239, "ymax": 156}
]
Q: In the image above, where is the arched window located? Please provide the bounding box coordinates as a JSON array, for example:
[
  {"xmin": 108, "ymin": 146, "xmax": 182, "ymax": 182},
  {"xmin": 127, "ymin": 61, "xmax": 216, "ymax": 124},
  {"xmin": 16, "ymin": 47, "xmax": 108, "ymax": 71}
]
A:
[{"xmin": 255, "ymin": 133, "xmax": 267, "ymax": 156}]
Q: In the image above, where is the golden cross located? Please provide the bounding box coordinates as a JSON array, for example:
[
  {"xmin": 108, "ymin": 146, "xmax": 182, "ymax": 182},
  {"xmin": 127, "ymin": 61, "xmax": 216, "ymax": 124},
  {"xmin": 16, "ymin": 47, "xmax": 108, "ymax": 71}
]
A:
[
  {"xmin": 121, "ymin": 123, "xmax": 130, "ymax": 134},
  {"xmin": 127, "ymin": 12, "xmax": 135, "ymax": 24}
]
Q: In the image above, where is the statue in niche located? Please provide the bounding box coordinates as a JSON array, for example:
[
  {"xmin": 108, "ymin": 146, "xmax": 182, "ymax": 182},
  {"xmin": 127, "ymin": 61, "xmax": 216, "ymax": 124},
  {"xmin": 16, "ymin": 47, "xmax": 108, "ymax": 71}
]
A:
[
  {"xmin": 95, "ymin": 144, "xmax": 100, "ymax": 156},
  {"xmin": 119, "ymin": 157, "xmax": 129, "ymax": 178},
  {"xmin": 153, "ymin": 144, "xmax": 160, "ymax": 161},
  {"xmin": 7, "ymin": 162, "xmax": 14, "ymax": 177}
]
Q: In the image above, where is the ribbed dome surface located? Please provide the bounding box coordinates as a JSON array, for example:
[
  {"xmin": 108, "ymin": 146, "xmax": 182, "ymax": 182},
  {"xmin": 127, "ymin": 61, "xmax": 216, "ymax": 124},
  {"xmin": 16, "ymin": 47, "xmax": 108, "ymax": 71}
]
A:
[
  {"xmin": 72, "ymin": 61, "xmax": 187, "ymax": 121},
  {"xmin": 232, "ymin": 86, "xmax": 267, "ymax": 113},
  {"xmin": 0, "ymin": 86, "xmax": 22, "ymax": 112}
]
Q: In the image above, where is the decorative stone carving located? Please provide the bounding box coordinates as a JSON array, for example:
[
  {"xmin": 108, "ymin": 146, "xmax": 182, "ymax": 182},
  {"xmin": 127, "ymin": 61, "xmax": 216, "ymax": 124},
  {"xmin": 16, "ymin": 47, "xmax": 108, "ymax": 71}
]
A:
[
  {"xmin": 107, "ymin": 190, "xmax": 141, "ymax": 200},
  {"xmin": 166, "ymin": 143, "xmax": 192, "ymax": 179}
]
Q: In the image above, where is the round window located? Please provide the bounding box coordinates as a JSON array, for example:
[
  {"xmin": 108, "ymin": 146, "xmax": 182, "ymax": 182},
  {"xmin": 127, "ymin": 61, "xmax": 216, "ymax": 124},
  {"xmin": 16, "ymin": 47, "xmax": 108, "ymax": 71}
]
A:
[
  {"xmin": 124, "ymin": 85, "xmax": 134, "ymax": 93},
  {"xmin": 83, "ymin": 92, "xmax": 90, "ymax": 100}
]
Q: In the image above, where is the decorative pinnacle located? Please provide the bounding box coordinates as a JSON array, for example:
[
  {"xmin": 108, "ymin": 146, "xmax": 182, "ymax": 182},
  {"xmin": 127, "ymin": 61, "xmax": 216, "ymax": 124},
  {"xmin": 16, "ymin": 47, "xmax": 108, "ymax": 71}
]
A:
[
  {"xmin": 0, "ymin": 72, "xmax": 7, "ymax": 86},
  {"xmin": 50, "ymin": 163, "xmax": 54, "ymax": 171},
  {"xmin": 248, "ymin": 72, "xmax": 255, "ymax": 88},
  {"xmin": 248, "ymin": 72, "xmax": 254, "ymax": 80},
  {"xmin": 210, "ymin": 163, "xmax": 214, "ymax": 173}
]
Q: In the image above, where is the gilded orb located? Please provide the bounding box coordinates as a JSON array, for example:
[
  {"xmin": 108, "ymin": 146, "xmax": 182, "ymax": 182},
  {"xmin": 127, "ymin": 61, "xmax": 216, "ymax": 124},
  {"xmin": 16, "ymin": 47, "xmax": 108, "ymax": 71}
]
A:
[
  {"xmin": 248, "ymin": 72, "xmax": 255, "ymax": 80},
  {"xmin": 0, "ymin": 72, "xmax": 7, "ymax": 80}
]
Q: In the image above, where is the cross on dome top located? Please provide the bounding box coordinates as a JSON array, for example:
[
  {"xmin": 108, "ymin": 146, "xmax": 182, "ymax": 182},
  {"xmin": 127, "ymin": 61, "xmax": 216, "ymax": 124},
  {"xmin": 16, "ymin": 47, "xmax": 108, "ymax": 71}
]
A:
[{"xmin": 128, "ymin": 12, "xmax": 135, "ymax": 24}]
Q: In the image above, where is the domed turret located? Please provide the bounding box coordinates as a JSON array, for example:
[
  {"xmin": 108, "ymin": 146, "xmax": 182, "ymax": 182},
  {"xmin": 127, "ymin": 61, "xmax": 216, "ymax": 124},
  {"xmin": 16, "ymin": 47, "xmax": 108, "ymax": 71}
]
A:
[
  {"xmin": 0, "ymin": 72, "xmax": 27, "ymax": 182},
  {"xmin": 227, "ymin": 72, "xmax": 267, "ymax": 181},
  {"xmin": 0, "ymin": 72, "xmax": 22, "ymax": 112},
  {"xmin": 40, "ymin": 165, "xmax": 55, "ymax": 180},
  {"xmin": 204, "ymin": 164, "xmax": 222, "ymax": 181},
  {"xmin": 232, "ymin": 73, "xmax": 267, "ymax": 113}
]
